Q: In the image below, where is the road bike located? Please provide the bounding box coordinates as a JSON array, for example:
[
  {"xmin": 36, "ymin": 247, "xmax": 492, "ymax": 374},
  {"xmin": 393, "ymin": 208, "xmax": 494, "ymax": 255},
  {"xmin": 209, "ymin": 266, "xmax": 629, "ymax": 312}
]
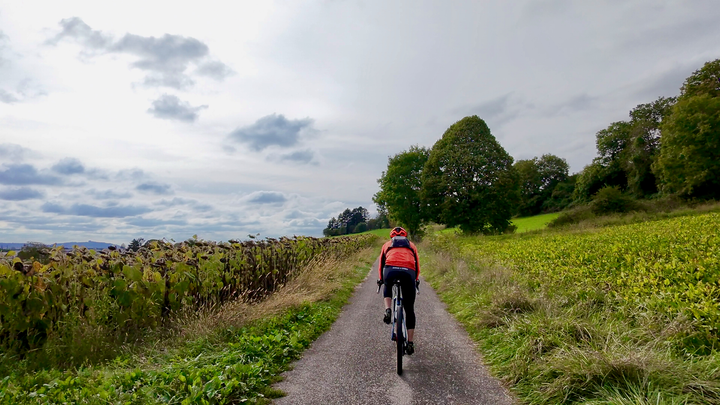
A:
[{"xmin": 377, "ymin": 279, "xmax": 417, "ymax": 375}]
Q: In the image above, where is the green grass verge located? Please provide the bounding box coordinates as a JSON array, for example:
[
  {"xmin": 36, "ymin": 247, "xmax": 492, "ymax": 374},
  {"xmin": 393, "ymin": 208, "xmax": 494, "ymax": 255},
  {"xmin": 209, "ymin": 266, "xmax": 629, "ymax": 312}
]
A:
[
  {"xmin": 421, "ymin": 211, "xmax": 720, "ymax": 404},
  {"xmin": 0, "ymin": 250, "xmax": 377, "ymax": 404}
]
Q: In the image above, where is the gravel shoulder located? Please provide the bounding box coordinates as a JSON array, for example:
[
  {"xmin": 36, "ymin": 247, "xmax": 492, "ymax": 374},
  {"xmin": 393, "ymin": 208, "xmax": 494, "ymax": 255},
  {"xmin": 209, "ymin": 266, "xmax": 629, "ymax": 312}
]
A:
[{"xmin": 273, "ymin": 261, "xmax": 514, "ymax": 405}]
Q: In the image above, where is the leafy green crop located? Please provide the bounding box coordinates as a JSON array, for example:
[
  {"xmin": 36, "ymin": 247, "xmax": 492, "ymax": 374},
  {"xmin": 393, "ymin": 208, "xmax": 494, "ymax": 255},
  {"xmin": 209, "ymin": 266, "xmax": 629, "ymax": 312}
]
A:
[{"xmin": 437, "ymin": 213, "xmax": 720, "ymax": 333}]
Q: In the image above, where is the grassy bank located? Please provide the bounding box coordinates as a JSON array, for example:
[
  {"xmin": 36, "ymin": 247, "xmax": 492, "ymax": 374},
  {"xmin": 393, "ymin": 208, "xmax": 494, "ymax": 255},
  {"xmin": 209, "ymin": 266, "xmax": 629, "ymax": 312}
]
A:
[
  {"xmin": 0, "ymin": 242, "xmax": 381, "ymax": 404},
  {"xmin": 511, "ymin": 213, "xmax": 560, "ymax": 233},
  {"xmin": 421, "ymin": 211, "xmax": 720, "ymax": 404}
]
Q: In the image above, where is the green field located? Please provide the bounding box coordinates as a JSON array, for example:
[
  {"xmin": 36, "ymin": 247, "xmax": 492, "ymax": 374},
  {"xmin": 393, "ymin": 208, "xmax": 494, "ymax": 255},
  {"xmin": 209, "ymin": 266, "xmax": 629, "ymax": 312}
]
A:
[
  {"xmin": 422, "ymin": 211, "xmax": 720, "ymax": 404},
  {"xmin": 361, "ymin": 228, "xmax": 392, "ymax": 238},
  {"xmin": 438, "ymin": 212, "xmax": 559, "ymax": 235},
  {"xmin": 510, "ymin": 212, "xmax": 560, "ymax": 232}
]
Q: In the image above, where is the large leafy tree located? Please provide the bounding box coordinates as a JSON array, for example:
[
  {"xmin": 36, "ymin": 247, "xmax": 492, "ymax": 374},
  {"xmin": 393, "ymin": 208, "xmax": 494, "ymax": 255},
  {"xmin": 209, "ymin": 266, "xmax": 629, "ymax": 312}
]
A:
[
  {"xmin": 654, "ymin": 59, "xmax": 720, "ymax": 199},
  {"xmin": 679, "ymin": 59, "xmax": 720, "ymax": 99},
  {"xmin": 653, "ymin": 94, "xmax": 720, "ymax": 198},
  {"xmin": 514, "ymin": 154, "xmax": 569, "ymax": 216},
  {"xmin": 574, "ymin": 122, "xmax": 631, "ymax": 202},
  {"xmin": 542, "ymin": 173, "xmax": 577, "ymax": 212},
  {"xmin": 626, "ymin": 96, "xmax": 676, "ymax": 196},
  {"xmin": 421, "ymin": 116, "xmax": 519, "ymax": 234},
  {"xmin": 514, "ymin": 159, "xmax": 543, "ymax": 216},
  {"xmin": 373, "ymin": 145, "xmax": 429, "ymax": 238},
  {"xmin": 323, "ymin": 206, "xmax": 369, "ymax": 236}
]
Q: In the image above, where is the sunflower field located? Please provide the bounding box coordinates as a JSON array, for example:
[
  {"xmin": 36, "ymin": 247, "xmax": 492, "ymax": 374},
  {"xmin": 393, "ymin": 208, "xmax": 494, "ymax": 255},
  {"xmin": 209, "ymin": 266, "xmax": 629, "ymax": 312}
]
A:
[{"xmin": 0, "ymin": 234, "xmax": 377, "ymax": 351}]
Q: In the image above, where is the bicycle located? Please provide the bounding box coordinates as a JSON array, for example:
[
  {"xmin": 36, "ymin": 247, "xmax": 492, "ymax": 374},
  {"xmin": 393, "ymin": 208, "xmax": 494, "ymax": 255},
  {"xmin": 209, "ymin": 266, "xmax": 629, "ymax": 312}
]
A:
[{"xmin": 377, "ymin": 279, "xmax": 417, "ymax": 375}]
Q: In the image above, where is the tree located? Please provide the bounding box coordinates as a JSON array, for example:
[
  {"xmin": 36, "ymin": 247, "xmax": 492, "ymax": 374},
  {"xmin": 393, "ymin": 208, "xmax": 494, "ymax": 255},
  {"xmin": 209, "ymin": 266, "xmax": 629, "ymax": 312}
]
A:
[
  {"xmin": 323, "ymin": 206, "xmax": 370, "ymax": 236},
  {"xmin": 653, "ymin": 94, "xmax": 720, "ymax": 198},
  {"xmin": 625, "ymin": 96, "xmax": 676, "ymax": 197},
  {"xmin": 514, "ymin": 154, "xmax": 569, "ymax": 216},
  {"xmin": 653, "ymin": 59, "xmax": 720, "ymax": 199},
  {"xmin": 573, "ymin": 122, "xmax": 631, "ymax": 202},
  {"xmin": 421, "ymin": 116, "xmax": 519, "ymax": 234},
  {"xmin": 128, "ymin": 238, "xmax": 145, "ymax": 252},
  {"xmin": 679, "ymin": 59, "xmax": 720, "ymax": 99},
  {"xmin": 536, "ymin": 154, "xmax": 569, "ymax": 192},
  {"xmin": 514, "ymin": 159, "xmax": 543, "ymax": 216},
  {"xmin": 373, "ymin": 145, "xmax": 429, "ymax": 238},
  {"xmin": 596, "ymin": 121, "xmax": 632, "ymax": 167},
  {"xmin": 542, "ymin": 174, "xmax": 577, "ymax": 212},
  {"xmin": 367, "ymin": 207, "xmax": 391, "ymax": 230}
]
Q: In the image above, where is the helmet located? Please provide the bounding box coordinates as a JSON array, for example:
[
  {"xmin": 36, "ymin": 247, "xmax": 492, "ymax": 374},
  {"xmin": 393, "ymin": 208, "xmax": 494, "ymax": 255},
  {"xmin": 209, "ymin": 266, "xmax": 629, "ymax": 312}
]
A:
[{"xmin": 390, "ymin": 227, "xmax": 407, "ymax": 238}]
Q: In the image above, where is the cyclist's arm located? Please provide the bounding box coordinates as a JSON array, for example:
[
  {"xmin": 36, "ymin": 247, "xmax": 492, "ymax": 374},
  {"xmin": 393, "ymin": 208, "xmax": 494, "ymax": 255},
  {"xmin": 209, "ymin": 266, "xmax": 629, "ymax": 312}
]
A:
[
  {"xmin": 378, "ymin": 244, "xmax": 388, "ymax": 280},
  {"xmin": 411, "ymin": 242, "xmax": 420, "ymax": 280}
]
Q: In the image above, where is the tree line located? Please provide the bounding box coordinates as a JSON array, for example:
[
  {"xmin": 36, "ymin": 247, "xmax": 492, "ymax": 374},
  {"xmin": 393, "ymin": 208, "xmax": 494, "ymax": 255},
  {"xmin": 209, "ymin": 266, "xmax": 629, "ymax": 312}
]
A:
[
  {"xmin": 575, "ymin": 59, "xmax": 719, "ymax": 202},
  {"xmin": 322, "ymin": 206, "xmax": 390, "ymax": 236},
  {"xmin": 374, "ymin": 58, "xmax": 720, "ymax": 238}
]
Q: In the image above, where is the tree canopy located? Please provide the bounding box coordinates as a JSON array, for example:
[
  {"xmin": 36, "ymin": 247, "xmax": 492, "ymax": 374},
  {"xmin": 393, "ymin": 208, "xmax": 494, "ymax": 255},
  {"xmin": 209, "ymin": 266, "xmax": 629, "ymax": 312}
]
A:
[
  {"xmin": 654, "ymin": 94, "xmax": 720, "ymax": 198},
  {"xmin": 421, "ymin": 116, "xmax": 519, "ymax": 234},
  {"xmin": 323, "ymin": 206, "xmax": 371, "ymax": 236},
  {"xmin": 373, "ymin": 145, "xmax": 429, "ymax": 238},
  {"xmin": 514, "ymin": 154, "xmax": 569, "ymax": 216}
]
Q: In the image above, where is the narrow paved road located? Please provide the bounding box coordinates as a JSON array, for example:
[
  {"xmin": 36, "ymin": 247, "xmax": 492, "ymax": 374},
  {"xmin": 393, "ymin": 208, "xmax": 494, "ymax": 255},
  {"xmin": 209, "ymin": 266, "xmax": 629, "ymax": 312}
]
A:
[{"xmin": 273, "ymin": 261, "xmax": 514, "ymax": 404}]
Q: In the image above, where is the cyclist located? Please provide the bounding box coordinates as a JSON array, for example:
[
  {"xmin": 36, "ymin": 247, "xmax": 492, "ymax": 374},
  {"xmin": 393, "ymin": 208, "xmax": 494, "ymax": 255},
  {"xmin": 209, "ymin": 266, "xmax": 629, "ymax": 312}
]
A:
[{"xmin": 376, "ymin": 226, "xmax": 420, "ymax": 355}]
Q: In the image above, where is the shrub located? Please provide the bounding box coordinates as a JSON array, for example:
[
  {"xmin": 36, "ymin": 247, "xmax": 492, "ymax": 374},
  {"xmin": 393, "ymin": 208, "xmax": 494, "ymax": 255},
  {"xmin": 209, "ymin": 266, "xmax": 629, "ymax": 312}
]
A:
[
  {"xmin": 353, "ymin": 222, "xmax": 368, "ymax": 233},
  {"xmin": 548, "ymin": 205, "xmax": 595, "ymax": 228},
  {"xmin": 591, "ymin": 186, "xmax": 640, "ymax": 215}
]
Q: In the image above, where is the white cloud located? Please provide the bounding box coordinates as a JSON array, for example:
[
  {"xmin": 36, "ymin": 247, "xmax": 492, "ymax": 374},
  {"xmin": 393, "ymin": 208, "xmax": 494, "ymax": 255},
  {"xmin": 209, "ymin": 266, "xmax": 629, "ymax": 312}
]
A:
[{"xmin": 0, "ymin": 0, "xmax": 719, "ymax": 243}]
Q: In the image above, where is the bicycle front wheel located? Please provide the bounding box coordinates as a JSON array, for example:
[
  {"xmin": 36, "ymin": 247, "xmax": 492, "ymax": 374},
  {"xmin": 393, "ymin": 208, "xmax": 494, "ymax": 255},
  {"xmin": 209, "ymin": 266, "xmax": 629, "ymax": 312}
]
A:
[{"xmin": 396, "ymin": 305, "xmax": 404, "ymax": 375}]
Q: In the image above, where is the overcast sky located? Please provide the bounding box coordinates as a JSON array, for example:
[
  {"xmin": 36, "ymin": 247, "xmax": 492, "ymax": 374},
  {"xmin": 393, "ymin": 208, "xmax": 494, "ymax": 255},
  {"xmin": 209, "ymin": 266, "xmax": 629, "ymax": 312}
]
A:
[{"xmin": 1, "ymin": 0, "xmax": 719, "ymax": 244}]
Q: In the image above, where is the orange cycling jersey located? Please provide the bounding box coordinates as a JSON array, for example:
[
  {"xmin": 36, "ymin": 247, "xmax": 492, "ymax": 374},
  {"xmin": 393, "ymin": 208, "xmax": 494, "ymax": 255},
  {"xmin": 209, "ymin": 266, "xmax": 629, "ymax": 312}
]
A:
[{"xmin": 377, "ymin": 237, "xmax": 420, "ymax": 281}]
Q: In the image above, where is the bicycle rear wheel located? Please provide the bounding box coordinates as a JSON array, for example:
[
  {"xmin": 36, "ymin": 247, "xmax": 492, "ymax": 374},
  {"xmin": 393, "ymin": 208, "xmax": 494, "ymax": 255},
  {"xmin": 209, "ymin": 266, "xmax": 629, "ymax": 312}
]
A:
[{"xmin": 396, "ymin": 305, "xmax": 404, "ymax": 375}]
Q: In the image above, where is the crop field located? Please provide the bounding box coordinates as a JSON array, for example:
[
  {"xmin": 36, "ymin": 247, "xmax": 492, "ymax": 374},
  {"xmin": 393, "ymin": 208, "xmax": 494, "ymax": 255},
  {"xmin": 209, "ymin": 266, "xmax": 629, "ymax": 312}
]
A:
[
  {"xmin": 0, "ymin": 235, "xmax": 376, "ymax": 359},
  {"xmin": 424, "ymin": 211, "xmax": 720, "ymax": 403},
  {"xmin": 0, "ymin": 234, "xmax": 380, "ymax": 404},
  {"xmin": 460, "ymin": 212, "xmax": 720, "ymax": 331}
]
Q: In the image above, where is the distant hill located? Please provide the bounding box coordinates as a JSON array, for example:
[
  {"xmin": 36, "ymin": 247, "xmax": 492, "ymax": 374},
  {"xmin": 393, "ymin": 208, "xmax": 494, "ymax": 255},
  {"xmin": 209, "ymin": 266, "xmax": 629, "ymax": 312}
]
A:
[{"xmin": 0, "ymin": 241, "xmax": 120, "ymax": 250}]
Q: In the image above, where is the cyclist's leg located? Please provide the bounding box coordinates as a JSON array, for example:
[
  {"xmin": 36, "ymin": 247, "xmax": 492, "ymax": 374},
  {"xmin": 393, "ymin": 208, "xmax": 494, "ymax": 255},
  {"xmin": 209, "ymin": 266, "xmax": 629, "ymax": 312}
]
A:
[
  {"xmin": 399, "ymin": 270, "xmax": 417, "ymax": 342},
  {"xmin": 382, "ymin": 267, "xmax": 397, "ymax": 323}
]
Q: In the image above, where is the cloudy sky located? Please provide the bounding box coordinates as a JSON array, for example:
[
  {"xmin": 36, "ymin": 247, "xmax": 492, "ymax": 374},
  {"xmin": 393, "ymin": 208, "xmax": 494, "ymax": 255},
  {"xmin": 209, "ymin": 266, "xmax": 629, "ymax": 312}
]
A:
[{"xmin": 1, "ymin": 1, "xmax": 719, "ymax": 244}]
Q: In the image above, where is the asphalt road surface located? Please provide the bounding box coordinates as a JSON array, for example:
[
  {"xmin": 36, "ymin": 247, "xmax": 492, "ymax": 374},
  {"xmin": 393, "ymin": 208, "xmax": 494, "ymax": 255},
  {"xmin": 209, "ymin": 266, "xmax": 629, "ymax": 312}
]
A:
[{"xmin": 273, "ymin": 261, "xmax": 514, "ymax": 405}]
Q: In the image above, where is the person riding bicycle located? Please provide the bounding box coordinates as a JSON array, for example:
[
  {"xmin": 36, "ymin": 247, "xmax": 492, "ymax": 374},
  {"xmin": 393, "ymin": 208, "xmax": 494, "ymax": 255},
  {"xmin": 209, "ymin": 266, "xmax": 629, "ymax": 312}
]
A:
[{"xmin": 376, "ymin": 226, "xmax": 420, "ymax": 355}]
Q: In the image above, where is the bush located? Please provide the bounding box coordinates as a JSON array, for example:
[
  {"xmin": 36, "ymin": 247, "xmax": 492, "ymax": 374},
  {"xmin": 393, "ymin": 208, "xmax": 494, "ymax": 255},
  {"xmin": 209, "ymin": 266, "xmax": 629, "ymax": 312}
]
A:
[
  {"xmin": 353, "ymin": 222, "xmax": 368, "ymax": 233},
  {"xmin": 18, "ymin": 242, "xmax": 50, "ymax": 264},
  {"xmin": 591, "ymin": 186, "xmax": 640, "ymax": 215},
  {"xmin": 548, "ymin": 205, "xmax": 595, "ymax": 228}
]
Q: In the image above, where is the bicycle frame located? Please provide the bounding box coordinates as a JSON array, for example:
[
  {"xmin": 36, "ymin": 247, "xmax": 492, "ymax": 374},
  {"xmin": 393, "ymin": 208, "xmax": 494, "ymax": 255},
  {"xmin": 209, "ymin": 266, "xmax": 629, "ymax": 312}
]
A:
[
  {"xmin": 377, "ymin": 277, "xmax": 417, "ymax": 375},
  {"xmin": 391, "ymin": 282, "xmax": 407, "ymax": 344}
]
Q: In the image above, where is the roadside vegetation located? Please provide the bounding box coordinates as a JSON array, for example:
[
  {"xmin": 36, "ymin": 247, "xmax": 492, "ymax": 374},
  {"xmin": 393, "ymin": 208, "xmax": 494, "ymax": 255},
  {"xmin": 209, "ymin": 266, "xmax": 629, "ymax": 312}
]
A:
[
  {"xmin": 421, "ymin": 208, "xmax": 720, "ymax": 404},
  {"xmin": 0, "ymin": 235, "xmax": 380, "ymax": 404}
]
